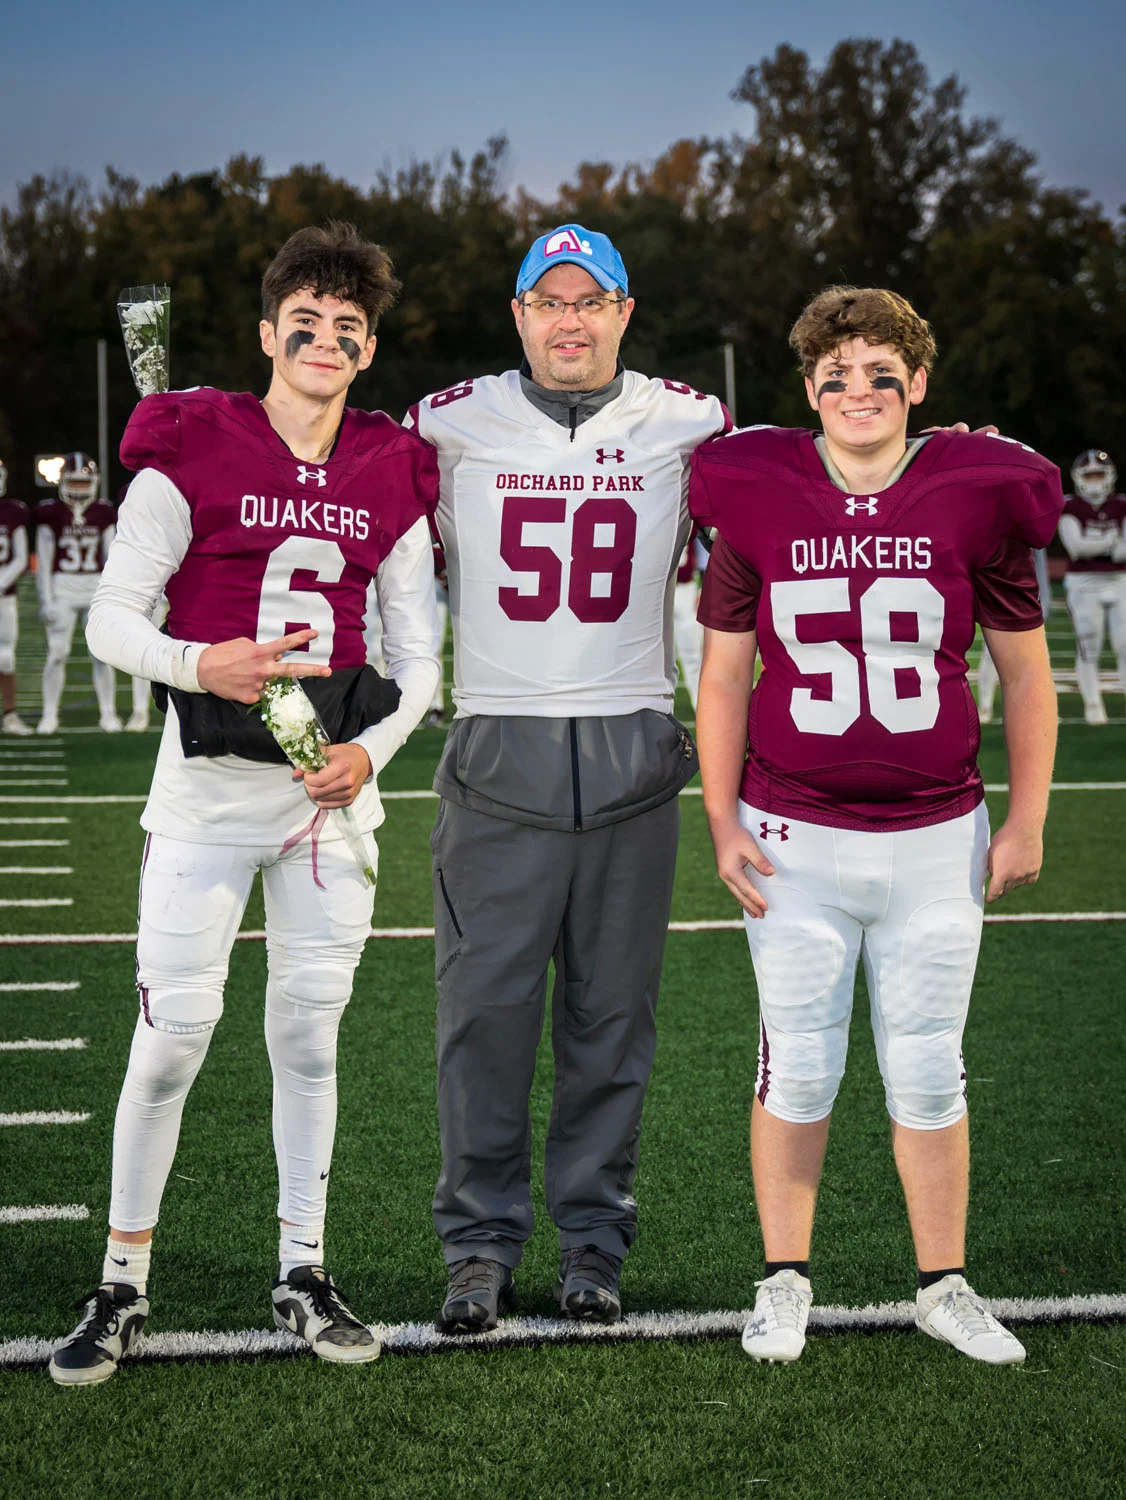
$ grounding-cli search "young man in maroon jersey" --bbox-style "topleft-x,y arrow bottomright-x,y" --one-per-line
48,224 -> 441,1385
693,286 -> 1063,1366
0,459 -> 33,734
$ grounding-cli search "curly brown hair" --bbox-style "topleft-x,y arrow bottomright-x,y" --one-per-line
789,286 -> 937,379
261,222 -> 401,334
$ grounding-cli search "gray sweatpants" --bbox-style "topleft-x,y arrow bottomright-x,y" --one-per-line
431,794 -> 680,1267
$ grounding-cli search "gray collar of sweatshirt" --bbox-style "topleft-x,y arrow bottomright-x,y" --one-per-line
518,359 -> 626,439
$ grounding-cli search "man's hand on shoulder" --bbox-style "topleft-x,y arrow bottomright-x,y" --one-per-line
985,820 -> 1043,903
709,816 -> 774,918
293,743 -> 372,809
921,423 -> 1000,436
196,629 -> 331,704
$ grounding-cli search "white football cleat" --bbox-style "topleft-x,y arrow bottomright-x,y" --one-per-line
99,713 -> 124,734
272,1265 -> 380,1363
1,711 -> 33,736
36,714 -> 59,736
915,1274 -> 1026,1365
124,711 -> 149,733
1083,702 -> 1109,726
741,1269 -> 812,1363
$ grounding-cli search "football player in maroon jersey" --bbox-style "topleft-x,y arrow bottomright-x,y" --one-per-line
0,458 -> 33,734
49,224 -> 442,1385
1059,449 -> 1126,723
693,286 -> 1063,1366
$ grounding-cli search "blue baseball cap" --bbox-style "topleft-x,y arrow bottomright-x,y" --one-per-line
515,224 -> 629,296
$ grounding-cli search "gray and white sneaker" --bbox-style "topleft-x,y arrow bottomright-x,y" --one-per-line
1,712 -> 32,736
49,1283 -> 149,1386
271,1266 -> 380,1363
554,1246 -> 623,1323
741,1269 -> 813,1363
915,1274 -> 1026,1365
435,1257 -> 518,1335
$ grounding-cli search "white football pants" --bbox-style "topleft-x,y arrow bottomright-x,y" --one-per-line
109,830 -> 376,1232
1065,573 -> 1126,714
0,595 -> 17,675
673,581 -> 703,711
41,591 -> 116,723
739,801 -> 989,1130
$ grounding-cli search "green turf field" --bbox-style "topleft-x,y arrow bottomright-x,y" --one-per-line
1,594 -> 1124,1500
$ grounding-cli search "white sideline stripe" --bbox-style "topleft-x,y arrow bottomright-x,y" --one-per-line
0,866 -> 73,875
2,1292 -> 1123,1369
0,817 -> 69,825
0,1111 -> 90,1127
0,898 -> 73,908
0,840 -> 69,848
2,912 -> 1124,946
0,795 -> 144,805
0,1038 -> 86,1052
0,981 -> 80,991
0,779 -> 69,787
0,1204 -> 89,1225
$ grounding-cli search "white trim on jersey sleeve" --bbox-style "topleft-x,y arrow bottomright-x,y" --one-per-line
85,468 -> 205,692
0,524 -> 28,595
352,516 -> 441,776
1059,511 -> 1119,560
35,526 -> 55,611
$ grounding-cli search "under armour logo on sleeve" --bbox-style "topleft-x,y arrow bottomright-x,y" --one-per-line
844,497 -> 878,515
296,465 -> 327,487
759,822 -> 789,841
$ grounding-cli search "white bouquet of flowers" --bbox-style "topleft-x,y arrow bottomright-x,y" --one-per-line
260,677 -> 377,887
117,285 -> 171,396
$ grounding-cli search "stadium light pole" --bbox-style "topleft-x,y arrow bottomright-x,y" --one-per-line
97,339 -> 109,498
722,340 -> 737,428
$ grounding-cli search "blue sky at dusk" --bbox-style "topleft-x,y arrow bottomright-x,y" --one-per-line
2,0 -> 1123,215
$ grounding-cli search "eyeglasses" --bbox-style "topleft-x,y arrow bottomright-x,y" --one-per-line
520,295 -> 625,320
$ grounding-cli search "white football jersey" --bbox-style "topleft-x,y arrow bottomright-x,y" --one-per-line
408,370 -> 728,716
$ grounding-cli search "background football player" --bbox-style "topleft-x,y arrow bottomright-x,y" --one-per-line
672,522 -> 708,711
35,454 -> 120,734
0,458 -> 33,734
694,285 -> 1063,1368
48,223 -> 440,1386
1058,449 -> 1126,724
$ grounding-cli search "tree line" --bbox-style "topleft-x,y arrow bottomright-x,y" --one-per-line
1,37 -> 1123,499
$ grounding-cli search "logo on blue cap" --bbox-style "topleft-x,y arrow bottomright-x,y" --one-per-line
516,223 -> 628,296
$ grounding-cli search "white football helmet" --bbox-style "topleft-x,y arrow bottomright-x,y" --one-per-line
0,460 -> 7,499
1071,449 -> 1117,505
58,452 -> 100,511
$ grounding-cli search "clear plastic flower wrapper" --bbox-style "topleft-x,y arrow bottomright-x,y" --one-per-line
259,677 -> 377,887
117,285 -> 171,397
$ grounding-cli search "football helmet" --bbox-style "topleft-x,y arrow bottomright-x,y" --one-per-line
1071,449 -> 1117,505
0,460 -> 6,498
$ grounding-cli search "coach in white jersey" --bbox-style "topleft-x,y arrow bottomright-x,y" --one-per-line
49,225 -> 441,1385
407,225 -> 730,1333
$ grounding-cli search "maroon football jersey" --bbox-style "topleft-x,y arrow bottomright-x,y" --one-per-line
1061,494 -> 1126,573
0,499 -> 30,596
693,428 -> 1064,831
36,498 -> 116,577
120,389 -> 439,669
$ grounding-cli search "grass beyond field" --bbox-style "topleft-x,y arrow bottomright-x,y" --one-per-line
1,607 -> 1124,1499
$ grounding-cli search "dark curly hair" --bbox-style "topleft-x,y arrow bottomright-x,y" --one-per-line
790,286 -> 937,379
261,222 -> 400,334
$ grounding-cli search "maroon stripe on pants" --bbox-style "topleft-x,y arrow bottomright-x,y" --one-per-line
757,1017 -> 772,1106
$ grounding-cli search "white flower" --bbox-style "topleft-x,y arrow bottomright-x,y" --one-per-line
271,691 -> 317,736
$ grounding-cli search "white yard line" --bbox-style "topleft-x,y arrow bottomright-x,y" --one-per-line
0,1204 -> 88,1226
0,817 -> 70,825
0,1039 -> 86,1052
2,1291 -> 1123,1369
2,913 -> 1124,946
0,1111 -> 90,1127
0,795 -> 144,805
0,898 -> 74,909
0,840 -> 70,848
0,779 -> 69,788
0,981 -> 80,992
0,866 -> 73,875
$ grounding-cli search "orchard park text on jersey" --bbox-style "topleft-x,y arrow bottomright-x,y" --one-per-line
791,535 -> 933,574
239,495 -> 371,541
495,472 -> 646,493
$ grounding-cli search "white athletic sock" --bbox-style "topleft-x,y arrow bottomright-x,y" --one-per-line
279,1224 -> 326,1278
40,655 -> 65,721
102,1236 -> 151,1297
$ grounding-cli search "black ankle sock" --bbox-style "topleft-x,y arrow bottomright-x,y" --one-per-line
764,1259 -> 810,1280
918,1266 -> 964,1291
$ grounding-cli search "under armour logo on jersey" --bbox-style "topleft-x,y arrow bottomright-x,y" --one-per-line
844,497 -> 878,515
596,448 -> 625,464
759,822 -> 789,842
296,465 -> 327,487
